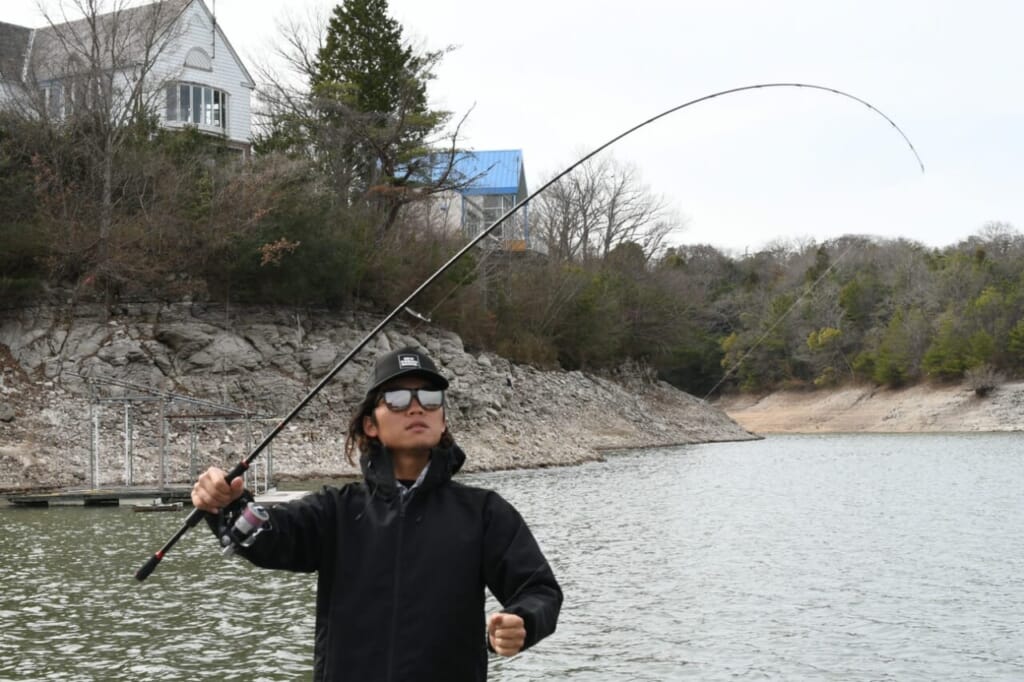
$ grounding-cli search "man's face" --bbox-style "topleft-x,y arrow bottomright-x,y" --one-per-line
363,376 -> 446,455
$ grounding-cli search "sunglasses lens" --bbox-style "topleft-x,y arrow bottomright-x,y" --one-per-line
382,389 -> 413,410
417,389 -> 444,409
381,389 -> 444,411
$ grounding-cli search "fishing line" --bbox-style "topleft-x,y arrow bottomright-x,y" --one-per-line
701,241 -> 857,401
135,82 -> 924,581
414,84 -> 924,335
406,237 -> 506,334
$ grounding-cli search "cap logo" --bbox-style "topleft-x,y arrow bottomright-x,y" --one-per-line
397,354 -> 421,369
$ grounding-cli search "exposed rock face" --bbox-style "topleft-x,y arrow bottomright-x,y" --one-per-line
0,302 -> 754,490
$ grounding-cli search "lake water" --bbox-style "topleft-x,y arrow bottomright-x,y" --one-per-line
1,434 -> 1022,681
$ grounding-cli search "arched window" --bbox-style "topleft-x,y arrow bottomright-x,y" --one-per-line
184,47 -> 212,71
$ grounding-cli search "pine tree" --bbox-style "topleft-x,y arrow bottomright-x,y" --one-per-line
313,0 -> 426,117
310,0 -> 449,227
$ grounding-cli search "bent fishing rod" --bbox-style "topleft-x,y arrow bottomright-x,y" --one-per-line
135,82 -> 924,581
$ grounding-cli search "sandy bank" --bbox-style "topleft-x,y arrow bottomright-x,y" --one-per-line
716,381 -> 1024,434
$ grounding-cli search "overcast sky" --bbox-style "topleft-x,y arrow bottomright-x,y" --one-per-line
7,1 -> 1024,253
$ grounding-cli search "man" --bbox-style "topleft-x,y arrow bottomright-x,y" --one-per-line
192,346 -> 562,681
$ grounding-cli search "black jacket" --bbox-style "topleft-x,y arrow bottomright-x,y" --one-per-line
225,443 -> 562,681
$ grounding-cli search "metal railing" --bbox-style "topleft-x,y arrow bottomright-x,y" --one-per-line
70,372 -> 279,494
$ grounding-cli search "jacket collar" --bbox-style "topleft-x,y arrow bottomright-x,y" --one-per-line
359,440 -> 466,497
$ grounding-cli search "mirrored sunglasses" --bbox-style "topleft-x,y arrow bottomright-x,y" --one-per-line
379,388 -> 445,412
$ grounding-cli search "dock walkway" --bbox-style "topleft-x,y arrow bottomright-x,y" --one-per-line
4,486 -> 309,507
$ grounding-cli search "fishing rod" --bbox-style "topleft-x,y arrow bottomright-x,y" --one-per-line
134,82 -> 924,581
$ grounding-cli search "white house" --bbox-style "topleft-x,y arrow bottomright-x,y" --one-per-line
0,0 -> 254,153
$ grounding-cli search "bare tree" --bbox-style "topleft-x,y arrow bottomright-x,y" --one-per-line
532,172 -> 578,261
973,220 -> 1021,256
4,0 -> 185,297
595,160 -> 677,260
534,154 -> 683,263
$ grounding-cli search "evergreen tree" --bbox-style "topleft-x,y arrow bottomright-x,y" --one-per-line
1005,318 -> 1024,373
922,311 -> 969,381
314,0 -> 426,117
872,307 -> 929,387
310,0 -> 451,228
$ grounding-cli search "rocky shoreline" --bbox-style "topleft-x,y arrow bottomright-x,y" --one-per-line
0,302 -> 755,491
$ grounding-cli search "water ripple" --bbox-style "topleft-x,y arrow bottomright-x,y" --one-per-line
2,434 -> 1023,680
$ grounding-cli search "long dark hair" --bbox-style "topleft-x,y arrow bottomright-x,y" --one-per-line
343,391 -> 454,465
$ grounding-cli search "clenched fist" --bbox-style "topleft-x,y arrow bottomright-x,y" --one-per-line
487,612 -> 526,657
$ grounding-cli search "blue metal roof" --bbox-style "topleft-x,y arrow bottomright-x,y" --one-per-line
453,150 -> 524,196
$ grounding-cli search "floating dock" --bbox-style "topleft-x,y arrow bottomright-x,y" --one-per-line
4,486 -> 192,507
3,486 -> 309,508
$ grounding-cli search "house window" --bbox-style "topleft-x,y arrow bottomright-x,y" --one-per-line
165,83 -> 227,130
463,194 -> 517,240
39,82 -> 63,119
184,47 -> 212,71
463,200 -> 485,236
51,75 -> 103,118
482,194 -> 515,225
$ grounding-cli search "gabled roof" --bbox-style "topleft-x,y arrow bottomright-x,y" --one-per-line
0,21 -> 32,82
26,0 -> 191,80
1,0 -> 253,88
454,149 -> 525,196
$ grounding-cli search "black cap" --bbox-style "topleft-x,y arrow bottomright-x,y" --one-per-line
365,346 -> 449,397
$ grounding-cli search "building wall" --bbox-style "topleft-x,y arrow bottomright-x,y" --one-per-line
152,0 -> 252,146
0,80 -> 21,107
406,188 -> 465,236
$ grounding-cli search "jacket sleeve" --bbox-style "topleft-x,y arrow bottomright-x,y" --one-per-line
205,486 -> 340,573
482,491 -> 563,650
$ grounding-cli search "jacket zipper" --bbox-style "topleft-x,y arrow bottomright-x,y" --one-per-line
386,493 -> 411,682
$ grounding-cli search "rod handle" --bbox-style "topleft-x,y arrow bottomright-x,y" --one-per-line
135,552 -> 162,581
134,508 -> 207,581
